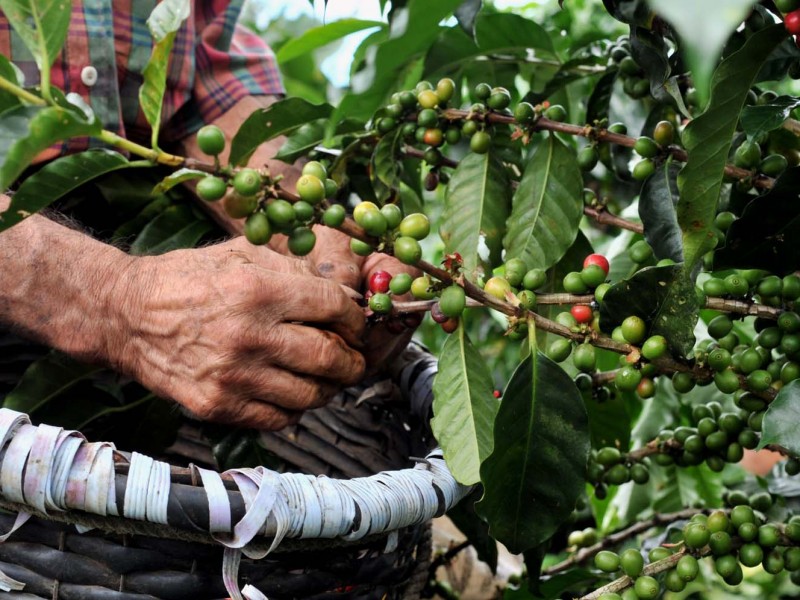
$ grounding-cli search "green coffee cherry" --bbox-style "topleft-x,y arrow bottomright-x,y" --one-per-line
594,550 -> 621,573
619,548 -> 644,578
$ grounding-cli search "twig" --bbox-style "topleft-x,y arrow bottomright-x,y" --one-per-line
544,508 -> 705,576
430,109 -> 777,191
584,206 -> 644,234
576,551 -> 687,600
429,539 -> 472,573
705,297 -> 783,319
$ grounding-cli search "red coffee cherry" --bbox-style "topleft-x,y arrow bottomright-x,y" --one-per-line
571,305 -> 594,324
369,270 -> 392,294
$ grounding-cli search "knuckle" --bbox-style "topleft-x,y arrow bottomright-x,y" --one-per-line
296,381 -> 331,410
191,394 -> 227,422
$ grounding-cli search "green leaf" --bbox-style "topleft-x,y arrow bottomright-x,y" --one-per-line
423,26 -> 478,77
630,26 -> 689,116
638,161 -> 683,262
0,56 -> 23,112
330,0 -> 463,126
741,95 -> 800,141
0,0 -> 70,92
756,33 -> 800,83
229,98 -> 333,166
440,152 -> 511,278
455,0 -> 482,35
758,380 -> 800,454
0,105 -> 101,191
677,24 -> 786,270
676,464 -> 724,508
139,1 -> 189,148
587,391 -> 632,451
0,149 -> 130,232
474,12 -> 554,56
503,134 -> 583,271
3,352 -> 102,414
476,348 -> 590,553
585,69 -> 618,125
599,264 -> 698,357
151,168 -> 207,196
371,128 -> 402,193
715,167 -> 800,276
602,0 -> 652,26
276,19 -> 385,64
645,0 -> 758,104
432,324 -> 499,485
275,118 -> 363,164
526,55 -> 607,105
130,204 -> 213,255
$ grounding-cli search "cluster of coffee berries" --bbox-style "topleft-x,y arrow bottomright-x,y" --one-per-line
652,401 -> 752,472
588,505 -> 800,598
586,446 -> 650,499
593,548 -> 658,599
628,121 -> 675,181
567,526 -> 599,549
375,78 -> 566,191
606,36 -> 651,101
349,202 -> 429,265
194,125 -> 343,256
703,271 -> 800,307
364,270 -> 415,316
672,508 -> 800,589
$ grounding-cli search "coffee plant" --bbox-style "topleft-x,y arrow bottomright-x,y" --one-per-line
6,0 -> 800,597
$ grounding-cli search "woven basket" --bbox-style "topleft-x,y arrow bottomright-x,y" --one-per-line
0,343 -> 470,599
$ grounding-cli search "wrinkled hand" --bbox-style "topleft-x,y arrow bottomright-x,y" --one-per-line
108,237 -> 366,430
308,227 -> 421,372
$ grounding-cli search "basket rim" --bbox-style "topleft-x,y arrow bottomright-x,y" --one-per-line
0,344 -> 471,599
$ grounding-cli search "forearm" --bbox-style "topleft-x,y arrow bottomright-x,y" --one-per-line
0,196 -> 133,362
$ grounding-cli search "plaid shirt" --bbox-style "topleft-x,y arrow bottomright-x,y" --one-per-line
0,0 -> 283,147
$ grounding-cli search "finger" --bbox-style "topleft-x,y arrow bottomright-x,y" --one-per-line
268,323 -> 366,385
226,362 -> 342,411
275,275 -> 366,345
227,237 -> 321,277
227,400 -> 303,431
185,387 -> 302,431
362,252 -> 420,283
309,226 -> 364,290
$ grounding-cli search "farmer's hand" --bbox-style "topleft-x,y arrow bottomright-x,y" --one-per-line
109,237 -> 366,429
181,96 -> 420,372
307,227 -> 421,372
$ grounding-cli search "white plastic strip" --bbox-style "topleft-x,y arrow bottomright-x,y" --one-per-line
23,424 -> 62,513
84,445 -> 113,516
0,425 -> 36,504
0,568 -> 24,592
123,452 -> 153,520
145,459 -> 170,525
193,466 -> 232,533
242,583 -> 269,600
50,433 -> 83,508
222,547 -> 244,600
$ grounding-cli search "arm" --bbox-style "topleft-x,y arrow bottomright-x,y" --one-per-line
0,196 -> 366,429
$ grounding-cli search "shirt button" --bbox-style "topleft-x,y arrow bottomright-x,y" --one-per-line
81,66 -> 98,87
